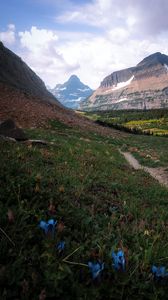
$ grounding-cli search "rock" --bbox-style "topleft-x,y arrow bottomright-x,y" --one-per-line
0,119 -> 27,141
0,135 -> 16,142
29,139 -> 48,146
23,139 -> 49,146
0,119 -> 15,130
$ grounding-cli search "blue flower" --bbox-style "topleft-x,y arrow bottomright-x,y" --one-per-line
88,261 -> 104,279
112,250 -> 125,271
57,241 -> 65,252
39,219 -> 57,236
152,265 -> 168,279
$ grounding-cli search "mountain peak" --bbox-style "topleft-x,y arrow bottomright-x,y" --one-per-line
50,75 -> 93,109
137,52 -> 168,67
81,51 -> 168,111
68,74 -> 80,83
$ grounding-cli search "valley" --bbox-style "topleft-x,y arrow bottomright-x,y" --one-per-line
1,41 -> 168,299
83,109 -> 168,137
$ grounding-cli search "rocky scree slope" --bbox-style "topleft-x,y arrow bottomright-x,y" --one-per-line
81,52 -> 168,111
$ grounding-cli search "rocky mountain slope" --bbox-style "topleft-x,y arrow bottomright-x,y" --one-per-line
0,41 -> 59,105
0,42 -> 84,127
0,42 -> 122,137
49,75 -> 93,109
81,52 -> 168,111
0,41 -> 76,127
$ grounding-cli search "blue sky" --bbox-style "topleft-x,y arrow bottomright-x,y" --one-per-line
0,0 -> 95,31
1,0 -> 168,88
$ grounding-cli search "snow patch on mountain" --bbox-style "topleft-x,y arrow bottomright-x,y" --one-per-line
78,88 -> 91,92
116,97 -> 128,103
164,64 -> 168,72
105,76 -> 134,93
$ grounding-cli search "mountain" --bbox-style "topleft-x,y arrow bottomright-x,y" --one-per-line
0,42 -> 110,133
0,42 -> 78,127
50,75 -> 93,109
0,41 -> 59,105
81,52 -> 168,111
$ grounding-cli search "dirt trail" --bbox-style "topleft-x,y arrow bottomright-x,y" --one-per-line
120,151 -> 168,188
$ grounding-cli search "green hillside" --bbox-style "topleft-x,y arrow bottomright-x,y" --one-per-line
1,119 -> 168,299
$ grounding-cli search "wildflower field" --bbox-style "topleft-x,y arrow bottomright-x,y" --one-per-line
0,119 -> 168,299
83,109 -> 168,136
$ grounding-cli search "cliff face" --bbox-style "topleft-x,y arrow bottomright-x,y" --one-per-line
81,52 -> 168,111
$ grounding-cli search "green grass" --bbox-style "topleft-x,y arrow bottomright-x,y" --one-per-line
119,134 -> 168,167
83,109 -> 168,137
1,120 -> 168,299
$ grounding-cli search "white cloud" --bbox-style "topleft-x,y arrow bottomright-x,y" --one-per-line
56,0 -> 137,30
107,28 -> 130,43
18,26 -> 80,88
56,0 -> 168,37
0,24 -> 16,45
19,26 -> 58,50
4,0 -> 168,91
56,1 -> 111,28
8,24 -> 15,31
15,23 -> 168,90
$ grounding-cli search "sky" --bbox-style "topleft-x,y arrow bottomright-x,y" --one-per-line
1,0 -> 168,89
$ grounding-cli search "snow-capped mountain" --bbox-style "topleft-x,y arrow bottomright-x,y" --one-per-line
49,75 -> 93,109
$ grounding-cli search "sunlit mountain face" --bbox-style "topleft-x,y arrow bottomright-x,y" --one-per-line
81,52 -> 168,111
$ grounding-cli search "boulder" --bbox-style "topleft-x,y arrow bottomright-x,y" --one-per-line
0,119 -> 27,141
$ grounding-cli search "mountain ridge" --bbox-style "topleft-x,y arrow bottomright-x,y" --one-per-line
81,52 -> 168,111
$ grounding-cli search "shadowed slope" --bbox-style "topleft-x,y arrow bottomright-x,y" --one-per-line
0,42 -> 59,104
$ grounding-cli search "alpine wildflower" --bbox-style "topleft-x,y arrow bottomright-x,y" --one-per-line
56,241 -> 65,253
112,249 -> 125,271
152,265 -> 168,280
39,219 -> 57,236
88,261 -> 104,279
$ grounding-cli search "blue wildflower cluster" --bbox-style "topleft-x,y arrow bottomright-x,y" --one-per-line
112,250 -> 125,271
152,265 -> 168,281
57,241 -> 65,252
87,249 -> 126,280
38,219 -> 167,282
88,261 -> 105,279
39,219 -> 57,236
39,218 -> 65,252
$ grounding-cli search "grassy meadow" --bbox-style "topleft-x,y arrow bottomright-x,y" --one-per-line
0,118 -> 168,299
83,109 -> 168,137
